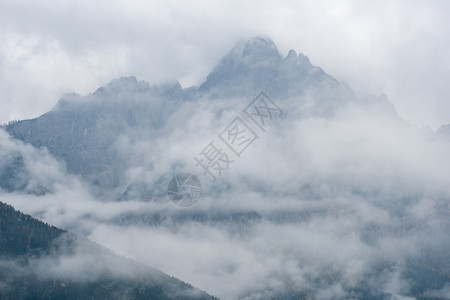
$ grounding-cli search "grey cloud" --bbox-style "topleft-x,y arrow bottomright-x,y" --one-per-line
4,81 -> 449,298
1,1 -> 450,128
1,7 -> 450,298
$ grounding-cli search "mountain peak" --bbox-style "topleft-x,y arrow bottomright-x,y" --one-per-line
94,76 -> 150,95
242,36 -> 279,60
284,49 -> 298,64
199,37 -> 330,97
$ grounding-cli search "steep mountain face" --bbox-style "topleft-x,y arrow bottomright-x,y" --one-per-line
0,201 -> 216,300
6,78 -> 190,191
2,37 -> 450,299
0,151 -> 28,193
5,37 -> 374,194
199,37 -> 352,103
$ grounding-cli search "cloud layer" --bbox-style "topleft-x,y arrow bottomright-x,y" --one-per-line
2,75 -> 450,298
1,6 -> 450,297
1,0 -> 450,128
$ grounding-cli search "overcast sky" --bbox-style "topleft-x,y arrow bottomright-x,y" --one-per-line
1,0 -> 449,129
2,3 -> 450,296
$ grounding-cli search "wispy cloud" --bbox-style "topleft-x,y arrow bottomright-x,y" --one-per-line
2,66 -> 450,298
0,0 -> 450,128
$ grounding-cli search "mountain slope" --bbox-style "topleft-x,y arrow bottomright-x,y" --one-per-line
4,37 -> 393,195
1,37 -> 450,299
5,78 -> 188,191
0,201 -> 217,300
199,37 -> 352,101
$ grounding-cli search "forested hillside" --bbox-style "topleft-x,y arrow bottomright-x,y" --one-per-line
0,201 -> 216,300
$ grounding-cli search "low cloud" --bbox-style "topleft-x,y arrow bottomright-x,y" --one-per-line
1,1 -> 450,128
2,80 -> 450,298
1,32 -> 450,298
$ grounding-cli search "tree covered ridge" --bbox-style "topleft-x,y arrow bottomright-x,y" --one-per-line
0,201 -> 65,256
0,201 -> 217,300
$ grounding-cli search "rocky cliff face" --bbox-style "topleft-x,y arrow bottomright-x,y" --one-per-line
4,37 -> 448,300
5,37 -> 381,195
